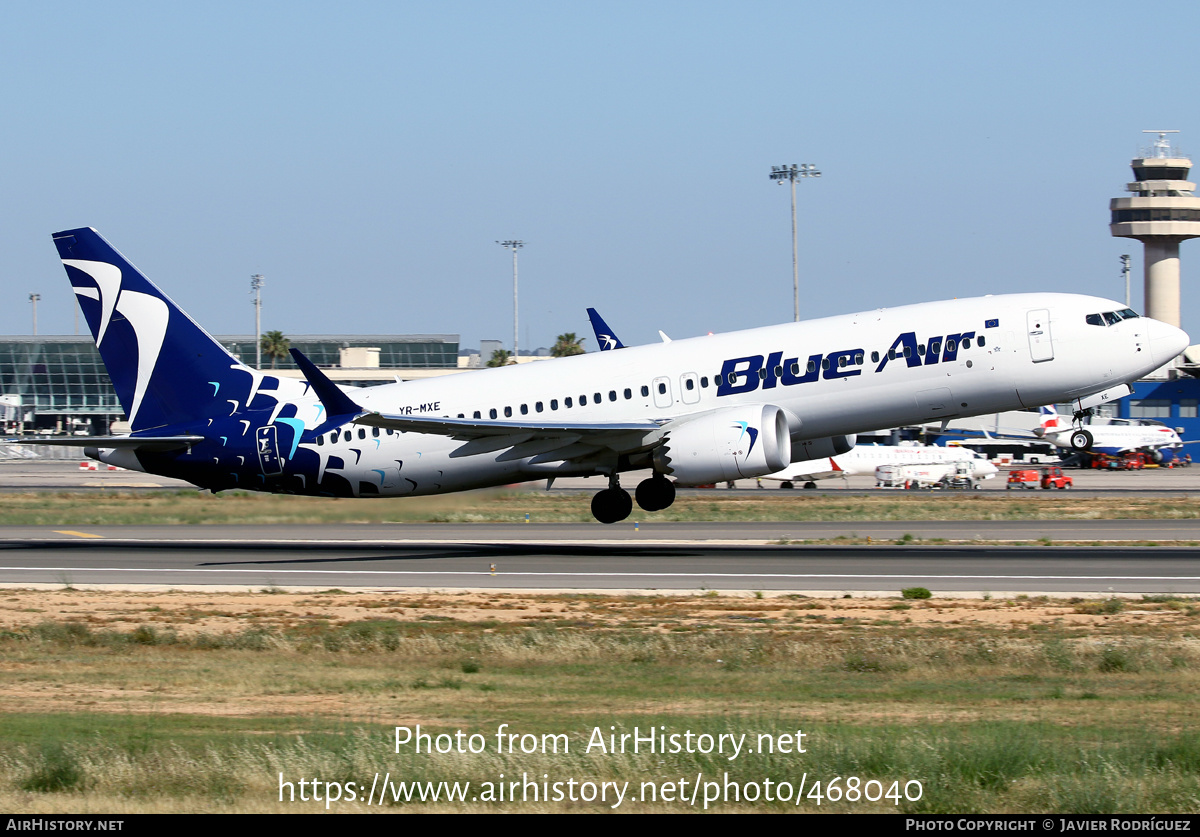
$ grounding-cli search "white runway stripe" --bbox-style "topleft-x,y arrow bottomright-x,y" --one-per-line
1,566 -> 1198,581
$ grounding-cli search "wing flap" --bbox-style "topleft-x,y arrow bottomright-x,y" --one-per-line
356,411 -> 661,440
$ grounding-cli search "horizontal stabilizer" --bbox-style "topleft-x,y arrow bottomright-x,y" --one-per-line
6,435 -> 203,451
289,348 -> 364,418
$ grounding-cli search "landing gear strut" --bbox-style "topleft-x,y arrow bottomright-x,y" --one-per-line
591,474 -> 633,524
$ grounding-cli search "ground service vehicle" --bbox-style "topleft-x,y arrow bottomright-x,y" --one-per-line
1039,466 -> 1072,489
1007,469 -> 1041,489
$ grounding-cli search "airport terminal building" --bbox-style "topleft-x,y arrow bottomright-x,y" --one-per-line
0,334 -> 460,434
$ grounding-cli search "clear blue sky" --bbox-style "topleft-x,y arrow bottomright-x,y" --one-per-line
2,1 -> 1197,351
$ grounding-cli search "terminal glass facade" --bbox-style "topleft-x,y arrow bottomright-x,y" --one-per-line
0,334 -> 458,430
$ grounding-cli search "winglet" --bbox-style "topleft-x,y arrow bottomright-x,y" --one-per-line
586,308 -> 625,351
289,348 -> 363,417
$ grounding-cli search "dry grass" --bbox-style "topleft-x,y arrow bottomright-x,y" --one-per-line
2,488 -> 1200,525
1,589 -> 1199,812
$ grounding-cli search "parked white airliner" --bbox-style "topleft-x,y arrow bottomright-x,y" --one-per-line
21,228 -> 1189,522
761,444 -> 998,489
1036,405 -> 1184,461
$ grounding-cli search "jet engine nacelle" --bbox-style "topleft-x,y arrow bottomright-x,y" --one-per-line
791,434 -> 857,463
653,404 -> 792,485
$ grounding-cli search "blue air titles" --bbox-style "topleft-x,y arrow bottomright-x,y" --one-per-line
717,328 -> 978,398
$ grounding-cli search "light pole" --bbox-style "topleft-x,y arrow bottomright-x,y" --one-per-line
770,163 -> 821,322
496,241 -> 524,363
28,294 -> 40,335
1120,255 -> 1131,309
250,275 -> 264,369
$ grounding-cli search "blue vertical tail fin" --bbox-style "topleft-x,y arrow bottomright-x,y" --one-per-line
586,307 -> 625,351
53,227 -> 301,431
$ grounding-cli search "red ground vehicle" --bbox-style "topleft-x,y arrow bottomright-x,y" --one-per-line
1006,469 -> 1041,490
1039,466 -> 1073,489
1092,453 -> 1146,470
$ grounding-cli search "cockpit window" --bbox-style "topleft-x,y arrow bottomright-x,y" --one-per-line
1088,309 -> 1142,326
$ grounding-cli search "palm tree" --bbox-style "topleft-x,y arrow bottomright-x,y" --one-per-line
551,332 -> 585,358
260,330 -> 290,369
486,348 -> 512,367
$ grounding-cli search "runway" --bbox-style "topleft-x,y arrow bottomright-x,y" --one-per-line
3,461 -> 1200,595
2,523 -> 1200,594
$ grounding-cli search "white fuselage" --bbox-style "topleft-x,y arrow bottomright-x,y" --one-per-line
109,292 -> 1188,497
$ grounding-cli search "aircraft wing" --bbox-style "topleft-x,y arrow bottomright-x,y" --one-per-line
5,435 -> 203,451
355,412 -> 665,463
762,468 -> 839,482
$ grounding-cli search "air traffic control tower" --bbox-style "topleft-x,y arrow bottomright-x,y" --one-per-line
1110,130 -> 1200,328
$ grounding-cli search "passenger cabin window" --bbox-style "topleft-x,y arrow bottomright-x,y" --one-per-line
929,340 -> 941,355
594,392 -> 602,403
520,404 -> 528,415
685,378 -> 695,390
565,397 -> 573,408
821,358 -> 830,370
551,399 -> 558,410
870,351 -> 879,363
758,368 -> 767,379
608,390 -> 616,401
579,395 -> 587,405
700,377 -> 709,388
624,388 -> 632,399
489,408 -> 498,419
961,337 -> 972,349
807,360 -> 817,373
977,335 -> 986,347
358,429 -> 365,439
473,411 -> 481,419
854,352 -> 864,365
317,436 -> 324,446
372,427 -> 379,437
641,385 -> 650,397
536,401 -> 543,412
658,382 -> 667,394
504,406 -> 513,417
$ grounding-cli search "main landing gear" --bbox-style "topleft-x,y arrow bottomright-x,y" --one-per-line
590,474 -> 677,524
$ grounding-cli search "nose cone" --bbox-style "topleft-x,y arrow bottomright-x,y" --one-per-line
1147,318 -> 1190,366
975,459 -> 999,478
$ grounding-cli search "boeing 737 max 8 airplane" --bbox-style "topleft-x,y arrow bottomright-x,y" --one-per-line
23,228 -> 1189,522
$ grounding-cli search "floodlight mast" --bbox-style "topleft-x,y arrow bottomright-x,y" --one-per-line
250,275 -> 264,370
496,240 -> 525,363
769,163 -> 821,322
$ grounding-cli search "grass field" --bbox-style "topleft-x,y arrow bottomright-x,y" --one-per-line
1,588 -> 1199,812
3,487 -> 1200,525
